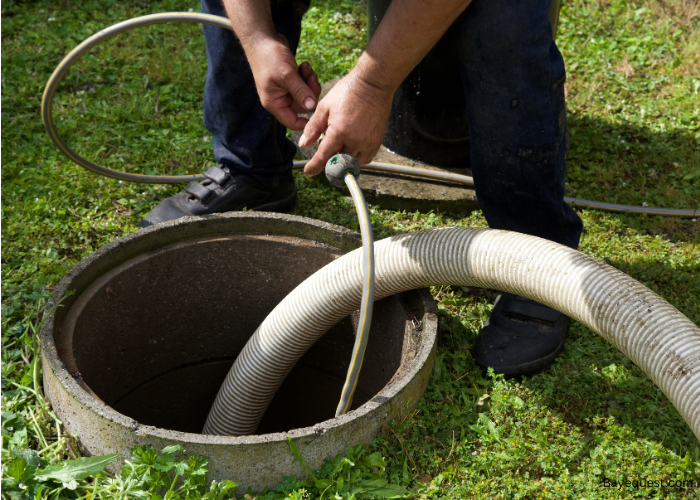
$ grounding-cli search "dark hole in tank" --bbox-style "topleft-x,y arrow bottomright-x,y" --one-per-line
59,235 -> 414,435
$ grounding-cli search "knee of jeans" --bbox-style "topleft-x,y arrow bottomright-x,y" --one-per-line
457,7 -> 561,78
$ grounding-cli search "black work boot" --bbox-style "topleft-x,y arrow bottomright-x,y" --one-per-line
474,293 -> 570,376
139,165 -> 297,228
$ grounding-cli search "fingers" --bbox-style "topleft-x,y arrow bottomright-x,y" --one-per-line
365,145 -> 381,165
354,142 -> 381,167
341,146 -> 362,162
276,111 -> 309,131
300,105 -> 371,176
299,105 -> 328,148
301,107 -> 336,175
299,61 -> 312,80
299,61 -> 322,99
278,64 -> 317,112
304,141 -> 374,177
249,39 -> 321,129
280,62 -> 320,124
272,96 -> 310,131
260,68 -> 312,130
296,71 -> 392,176
308,74 -> 322,99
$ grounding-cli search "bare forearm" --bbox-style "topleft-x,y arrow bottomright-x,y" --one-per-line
355,0 -> 472,92
300,0 -> 472,174
221,0 -> 276,50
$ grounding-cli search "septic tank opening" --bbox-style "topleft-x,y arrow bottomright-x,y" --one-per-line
57,234 -> 417,435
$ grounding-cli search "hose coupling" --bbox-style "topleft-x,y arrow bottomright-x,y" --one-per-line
325,154 -> 361,188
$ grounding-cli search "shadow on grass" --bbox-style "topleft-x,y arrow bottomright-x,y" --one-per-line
425,251 -> 698,461
565,113 -> 699,232
434,301 -> 698,462
526,321 -> 699,457
303,111 -> 700,242
528,250 -> 698,457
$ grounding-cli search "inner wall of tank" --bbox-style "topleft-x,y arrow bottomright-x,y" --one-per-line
66,235 -> 410,435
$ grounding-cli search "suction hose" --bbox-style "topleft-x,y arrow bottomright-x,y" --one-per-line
202,227 -> 700,440
41,12 -> 697,218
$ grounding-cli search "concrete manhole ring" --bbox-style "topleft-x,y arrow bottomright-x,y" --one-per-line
41,212 -> 438,492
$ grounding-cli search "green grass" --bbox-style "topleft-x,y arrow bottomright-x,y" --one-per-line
2,0 -> 699,498
558,0 -> 700,214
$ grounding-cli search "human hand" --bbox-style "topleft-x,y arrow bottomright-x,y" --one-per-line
246,34 -> 322,131
298,72 -> 394,176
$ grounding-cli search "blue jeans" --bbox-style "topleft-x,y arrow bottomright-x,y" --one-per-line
201,0 -> 583,248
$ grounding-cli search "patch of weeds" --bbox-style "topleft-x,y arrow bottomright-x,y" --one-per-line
2,444 -> 237,499
256,439 -> 408,499
2,440 -> 408,499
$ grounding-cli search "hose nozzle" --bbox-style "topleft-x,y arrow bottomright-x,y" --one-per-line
325,154 -> 361,188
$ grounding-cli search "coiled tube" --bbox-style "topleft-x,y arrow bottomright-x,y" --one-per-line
41,12 -> 697,217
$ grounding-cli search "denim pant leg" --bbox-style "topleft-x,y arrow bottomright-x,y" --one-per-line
454,0 -> 583,249
201,0 -> 309,188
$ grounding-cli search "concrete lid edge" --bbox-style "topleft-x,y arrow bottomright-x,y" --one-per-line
41,212 -> 438,447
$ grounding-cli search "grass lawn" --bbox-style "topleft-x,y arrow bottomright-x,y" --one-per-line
2,0 -> 699,498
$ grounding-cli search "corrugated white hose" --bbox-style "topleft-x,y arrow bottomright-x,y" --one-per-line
202,227 -> 700,439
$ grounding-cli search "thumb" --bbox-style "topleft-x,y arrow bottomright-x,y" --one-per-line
299,105 -> 328,148
281,68 -> 317,112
